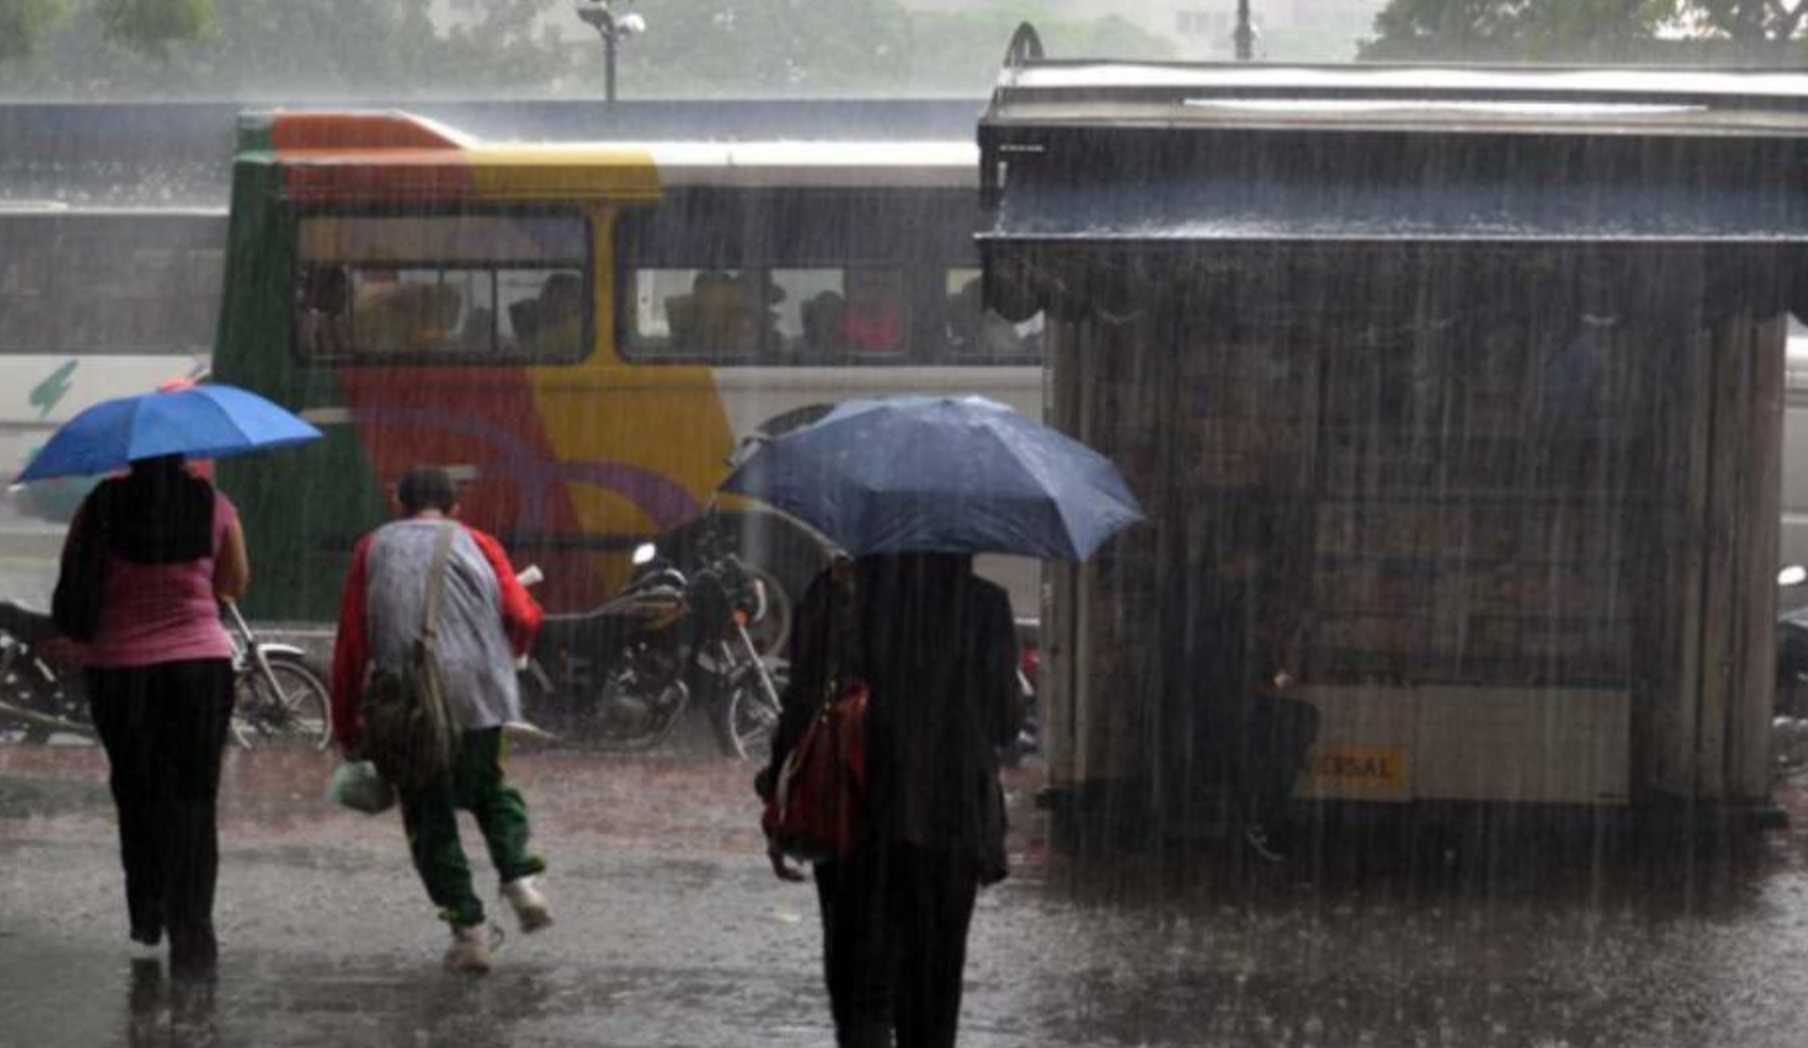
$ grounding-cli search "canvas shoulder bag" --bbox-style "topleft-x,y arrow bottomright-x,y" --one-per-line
363,522 -> 459,791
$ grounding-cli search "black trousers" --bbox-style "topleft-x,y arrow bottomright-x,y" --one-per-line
814,841 -> 981,1048
1240,696 -> 1320,824
87,659 -> 235,958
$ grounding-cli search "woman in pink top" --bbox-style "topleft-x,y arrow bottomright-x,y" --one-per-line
63,454 -> 249,975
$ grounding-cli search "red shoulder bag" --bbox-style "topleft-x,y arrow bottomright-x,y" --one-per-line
762,677 -> 869,863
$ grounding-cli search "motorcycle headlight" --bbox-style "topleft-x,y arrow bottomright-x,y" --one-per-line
632,542 -> 657,566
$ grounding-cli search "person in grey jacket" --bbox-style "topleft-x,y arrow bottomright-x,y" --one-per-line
330,466 -> 549,973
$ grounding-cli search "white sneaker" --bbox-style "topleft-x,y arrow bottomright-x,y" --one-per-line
501,876 -> 553,933
444,923 -> 492,974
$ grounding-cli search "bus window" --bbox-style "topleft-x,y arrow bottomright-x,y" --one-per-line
293,212 -> 588,362
0,247 -> 52,352
1790,319 -> 1808,397
181,248 -> 225,350
942,267 -> 1044,362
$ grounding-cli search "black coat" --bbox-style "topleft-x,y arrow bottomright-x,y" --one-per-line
763,555 -> 1022,881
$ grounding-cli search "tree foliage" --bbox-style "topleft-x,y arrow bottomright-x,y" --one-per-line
618,0 -> 914,95
0,0 -> 68,62
1364,0 -> 1808,61
96,0 -> 213,54
0,0 -> 1175,99
900,4 -> 1174,94
1364,0 -> 1677,61
1690,0 -> 1808,41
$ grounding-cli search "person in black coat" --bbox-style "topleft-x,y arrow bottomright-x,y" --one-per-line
759,553 -> 1023,1048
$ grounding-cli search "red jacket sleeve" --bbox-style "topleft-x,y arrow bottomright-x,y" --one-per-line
465,525 -> 543,657
329,535 -> 373,751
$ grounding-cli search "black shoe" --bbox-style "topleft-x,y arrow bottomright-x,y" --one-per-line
130,924 -> 163,947
169,927 -> 218,976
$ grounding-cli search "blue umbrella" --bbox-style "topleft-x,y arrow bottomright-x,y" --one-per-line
721,395 -> 1143,561
15,384 -> 322,484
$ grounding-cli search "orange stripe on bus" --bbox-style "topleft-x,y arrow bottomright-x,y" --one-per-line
280,153 -> 479,204
270,112 -> 467,152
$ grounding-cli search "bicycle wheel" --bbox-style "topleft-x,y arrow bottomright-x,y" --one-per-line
233,655 -> 333,750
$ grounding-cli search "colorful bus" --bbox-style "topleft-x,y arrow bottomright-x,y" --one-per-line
209,111 -> 1042,641
1,205 -> 224,540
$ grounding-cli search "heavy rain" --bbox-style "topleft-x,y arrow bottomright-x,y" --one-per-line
10,3 -> 1808,1047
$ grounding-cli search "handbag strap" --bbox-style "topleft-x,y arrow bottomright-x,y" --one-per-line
422,521 -> 457,643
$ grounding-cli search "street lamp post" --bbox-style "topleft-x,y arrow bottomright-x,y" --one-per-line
1234,0 -> 1254,61
575,1 -> 647,103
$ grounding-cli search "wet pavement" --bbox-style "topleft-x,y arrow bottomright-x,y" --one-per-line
7,742 -> 1808,1048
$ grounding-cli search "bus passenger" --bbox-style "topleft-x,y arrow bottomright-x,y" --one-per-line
297,264 -> 353,357
353,276 -> 462,355
839,268 -> 903,353
943,278 -> 1021,359
801,290 -> 848,355
686,270 -> 757,356
521,271 -> 583,356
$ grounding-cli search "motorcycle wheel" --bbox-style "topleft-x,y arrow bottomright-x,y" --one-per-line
1,661 -> 79,745
713,665 -> 786,761
742,563 -> 794,661
232,655 -> 333,751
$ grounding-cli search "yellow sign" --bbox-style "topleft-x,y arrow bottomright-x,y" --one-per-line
1302,746 -> 1410,801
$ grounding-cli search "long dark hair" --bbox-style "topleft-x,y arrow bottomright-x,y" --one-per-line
90,456 -> 215,565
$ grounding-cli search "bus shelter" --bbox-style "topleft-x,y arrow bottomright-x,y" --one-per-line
979,64 -> 1808,845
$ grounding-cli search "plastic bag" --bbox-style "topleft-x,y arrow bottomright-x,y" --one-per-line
325,760 -> 396,815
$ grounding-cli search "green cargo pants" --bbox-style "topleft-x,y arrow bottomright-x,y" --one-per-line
397,727 -> 545,928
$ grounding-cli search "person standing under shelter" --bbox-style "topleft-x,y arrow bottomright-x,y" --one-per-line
71,454 -> 249,975
762,553 -> 1024,1048
1178,499 -> 1318,860
329,465 -> 550,974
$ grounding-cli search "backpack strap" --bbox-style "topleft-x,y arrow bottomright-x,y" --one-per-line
422,521 -> 457,643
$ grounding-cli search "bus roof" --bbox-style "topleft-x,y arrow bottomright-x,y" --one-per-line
242,110 -> 977,203
0,201 -> 226,217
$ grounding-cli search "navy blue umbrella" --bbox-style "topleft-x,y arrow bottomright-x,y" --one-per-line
721,395 -> 1143,561
15,384 -> 322,484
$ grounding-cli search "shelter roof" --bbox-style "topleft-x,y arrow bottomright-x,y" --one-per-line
987,62 -> 1808,137
983,61 -> 1808,248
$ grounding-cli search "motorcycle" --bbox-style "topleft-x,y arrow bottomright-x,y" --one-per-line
0,600 -> 89,742
517,535 -> 785,759
0,599 -> 330,748
1776,564 -> 1808,778
999,618 -> 1040,766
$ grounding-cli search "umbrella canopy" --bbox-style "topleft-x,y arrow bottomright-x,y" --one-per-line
721,395 -> 1143,561
15,384 -> 322,484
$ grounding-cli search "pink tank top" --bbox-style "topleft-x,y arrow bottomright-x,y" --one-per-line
85,491 -> 239,669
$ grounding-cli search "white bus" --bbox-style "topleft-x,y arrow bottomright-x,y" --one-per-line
0,205 -> 225,598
